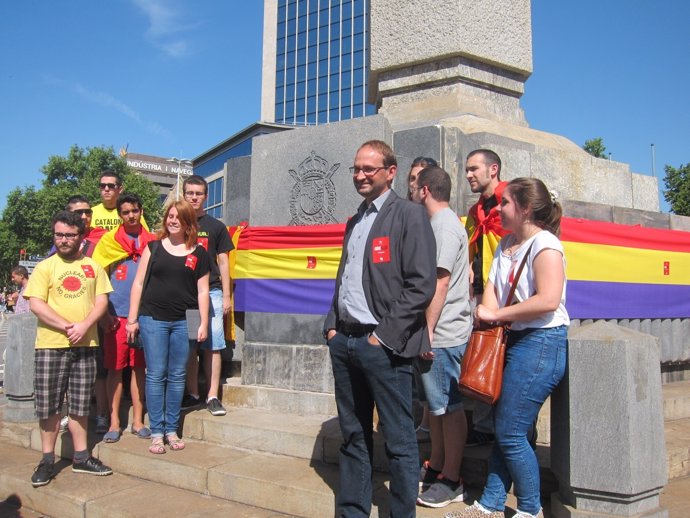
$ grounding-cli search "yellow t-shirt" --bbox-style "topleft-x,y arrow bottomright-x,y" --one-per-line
23,254 -> 113,349
91,203 -> 149,231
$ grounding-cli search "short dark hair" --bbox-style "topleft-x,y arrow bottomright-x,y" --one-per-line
100,169 -> 122,185
65,195 -> 91,209
52,210 -> 86,235
467,149 -> 502,179
411,156 -> 438,168
183,175 -> 208,195
359,140 -> 397,168
117,192 -> 143,214
417,166 -> 451,202
11,265 -> 29,278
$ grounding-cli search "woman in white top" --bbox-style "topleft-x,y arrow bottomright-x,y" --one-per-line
448,178 -> 568,518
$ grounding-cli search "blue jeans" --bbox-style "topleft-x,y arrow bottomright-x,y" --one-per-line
198,288 -> 226,351
327,332 -> 418,518
139,316 -> 193,437
479,325 -> 567,515
417,344 -> 467,416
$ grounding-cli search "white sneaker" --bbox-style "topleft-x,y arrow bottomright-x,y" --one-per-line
514,509 -> 544,518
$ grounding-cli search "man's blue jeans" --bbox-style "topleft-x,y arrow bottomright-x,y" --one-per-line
479,325 -> 568,515
327,332 -> 418,518
139,316 -> 192,437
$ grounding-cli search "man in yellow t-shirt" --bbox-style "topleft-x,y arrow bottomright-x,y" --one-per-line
91,170 -> 148,231
23,210 -> 113,487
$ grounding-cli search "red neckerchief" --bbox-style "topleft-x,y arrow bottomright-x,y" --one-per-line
468,181 -> 509,245
113,226 -> 156,262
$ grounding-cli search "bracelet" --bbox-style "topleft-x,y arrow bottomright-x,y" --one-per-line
126,320 -> 138,325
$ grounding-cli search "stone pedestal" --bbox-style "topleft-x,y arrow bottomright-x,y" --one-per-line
4,313 -> 37,422
551,321 -> 668,517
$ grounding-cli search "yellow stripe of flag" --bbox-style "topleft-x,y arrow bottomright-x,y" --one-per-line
564,242 -> 690,284
235,247 -> 342,279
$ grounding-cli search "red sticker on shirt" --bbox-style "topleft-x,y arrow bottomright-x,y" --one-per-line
307,256 -> 317,269
198,237 -> 209,251
372,237 -> 391,263
185,254 -> 198,270
115,264 -> 128,280
81,265 -> 95,278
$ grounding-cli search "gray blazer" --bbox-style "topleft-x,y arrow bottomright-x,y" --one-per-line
324,190 -> 437,358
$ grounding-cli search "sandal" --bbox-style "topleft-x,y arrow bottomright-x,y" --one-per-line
148,437 -> 166,454
165,434 -> 185,451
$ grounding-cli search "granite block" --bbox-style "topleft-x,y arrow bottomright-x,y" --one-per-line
552,321 -> 667,516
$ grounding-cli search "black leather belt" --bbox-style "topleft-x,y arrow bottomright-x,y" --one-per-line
338,321 -> 377,336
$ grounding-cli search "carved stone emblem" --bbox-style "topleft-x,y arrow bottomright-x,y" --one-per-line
288,151 -> 339,225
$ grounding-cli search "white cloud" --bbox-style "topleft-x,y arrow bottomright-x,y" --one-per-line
43,75 -> 173,140
130,0 -> 199,58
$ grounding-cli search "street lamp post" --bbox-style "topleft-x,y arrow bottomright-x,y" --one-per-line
167,157 -> 193,201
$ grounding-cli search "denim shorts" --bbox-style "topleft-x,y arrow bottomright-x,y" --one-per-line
417,343 -> 466,416
197,289 -> 226,351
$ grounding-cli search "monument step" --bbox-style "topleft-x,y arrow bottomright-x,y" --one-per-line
180,405 -> 556,492
663,379 -> 690,421
0,441 -> 293,518
665,417 -> 690,479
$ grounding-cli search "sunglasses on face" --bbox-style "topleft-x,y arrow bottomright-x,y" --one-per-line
99,183 -> 120,190
72,209 -> 93,215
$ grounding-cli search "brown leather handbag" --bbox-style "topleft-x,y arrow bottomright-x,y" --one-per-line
458,243 -> 533,404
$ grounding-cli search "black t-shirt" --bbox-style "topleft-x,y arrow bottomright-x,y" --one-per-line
197,214 -> 234,290
140,242 -> 211,321
472,195 -> 499,295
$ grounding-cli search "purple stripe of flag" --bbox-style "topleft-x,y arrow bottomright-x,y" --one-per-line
234,278 -> 335,314
567,281 -> 690,319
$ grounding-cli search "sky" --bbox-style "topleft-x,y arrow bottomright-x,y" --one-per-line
1,1 -> 688,214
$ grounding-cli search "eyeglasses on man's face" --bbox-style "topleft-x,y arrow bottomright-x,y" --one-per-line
349,165 -> 389,177
54,232 -> 80,240
72,209 -> 93,215
184,190 -> 206,198
99,183 -> 120,190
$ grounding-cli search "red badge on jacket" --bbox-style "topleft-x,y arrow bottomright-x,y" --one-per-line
372,237 -> 391,263
81,265 -> 95,278
115,264 -> 128,280
185,254 -> 198,270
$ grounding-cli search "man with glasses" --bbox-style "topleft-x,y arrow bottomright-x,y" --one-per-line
323,140 -> 437,517
180,175 -> 233,416
65,195 -> 107,257
92,171 -> 125,231
24,210 -> 114,487
93,193 -> 156,442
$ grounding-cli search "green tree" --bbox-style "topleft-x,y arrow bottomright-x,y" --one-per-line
583,137 -> 608,159
663,163 -> 690,216
0,145 -> 162,282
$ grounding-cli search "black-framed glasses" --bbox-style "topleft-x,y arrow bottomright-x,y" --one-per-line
99,182 -> 120,190
72,209 -> 93,215
54,232 -> 80,240
349,165 -> 389,176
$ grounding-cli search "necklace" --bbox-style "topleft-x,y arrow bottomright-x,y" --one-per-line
505,227 -> 541,257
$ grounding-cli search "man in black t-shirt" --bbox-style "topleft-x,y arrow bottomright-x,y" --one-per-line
181,175 -> 234,416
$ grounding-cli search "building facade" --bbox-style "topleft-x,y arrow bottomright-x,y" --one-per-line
261,0 -> 376,125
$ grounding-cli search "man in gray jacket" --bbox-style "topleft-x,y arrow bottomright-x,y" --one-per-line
324,140 -> 436,517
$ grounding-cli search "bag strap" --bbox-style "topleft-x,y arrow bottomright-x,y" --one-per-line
142,240 -> 160,293
504,241 -> 534,307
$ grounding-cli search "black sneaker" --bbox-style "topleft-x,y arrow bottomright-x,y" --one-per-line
417,476 -> 467,508
31,460 -> 54,487
465,430 -> 495,447
206,397 -> 227,416
419,460 -> 441,490
181,394 -> 201,410
72,457 -> 113,476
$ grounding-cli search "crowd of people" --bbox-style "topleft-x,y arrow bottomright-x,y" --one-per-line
324,141 -> 568,518
18,144 -> 568,518
20,170 -> 233,487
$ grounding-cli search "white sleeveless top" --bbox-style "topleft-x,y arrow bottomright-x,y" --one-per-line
488,230 -> 570,331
